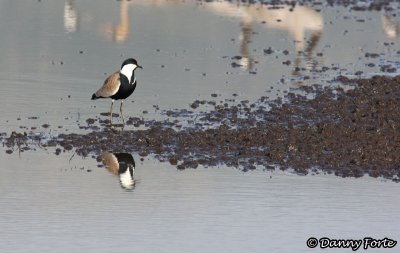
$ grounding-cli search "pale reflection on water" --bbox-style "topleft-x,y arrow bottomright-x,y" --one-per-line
60,0 -> 399,82
382,14 -> 400,38
101,0 -> 131,43
71,0 -> 325,71
201,2 -> 323,51
64,0 -> 78,33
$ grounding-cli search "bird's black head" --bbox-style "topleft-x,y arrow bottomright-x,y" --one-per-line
120,58 -> 142,84
121,58 -> 142,70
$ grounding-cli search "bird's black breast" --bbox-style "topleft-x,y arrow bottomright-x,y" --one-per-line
114,153 -> 135,174
110,74 -> 137,100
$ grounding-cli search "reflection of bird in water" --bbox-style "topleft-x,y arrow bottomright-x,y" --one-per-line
100,152 -> 136,190
96,0 -> 322,71
123,0 -> 183,7
238,22 -> 254,71
293,29 -> 323,76
202,2 -> 323,51
202,2 -> 323,71
382,14 -> 400,38
64,0 -> 78,33
91,58 -> 142,126
101,0 -> 186,42
102,0 -> 130,42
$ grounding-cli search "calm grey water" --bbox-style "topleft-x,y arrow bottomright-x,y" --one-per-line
0,1 -> 399,252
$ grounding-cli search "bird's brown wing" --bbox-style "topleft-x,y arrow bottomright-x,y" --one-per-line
95,71 -> 120,98
101,152 -> 119,175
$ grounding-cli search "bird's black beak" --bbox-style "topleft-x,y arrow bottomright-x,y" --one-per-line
137,65 -> 143,69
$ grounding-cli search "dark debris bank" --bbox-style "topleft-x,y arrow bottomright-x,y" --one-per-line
2,76 -> 400,182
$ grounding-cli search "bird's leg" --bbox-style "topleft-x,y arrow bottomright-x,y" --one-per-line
120,100 -> 125,125
109,99 -> 114,126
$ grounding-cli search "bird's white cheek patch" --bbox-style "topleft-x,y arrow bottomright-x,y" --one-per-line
120,64 -> 136,83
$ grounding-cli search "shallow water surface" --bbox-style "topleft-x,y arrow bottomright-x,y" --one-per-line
1,152 -> 399,253
1,0 -> 400,252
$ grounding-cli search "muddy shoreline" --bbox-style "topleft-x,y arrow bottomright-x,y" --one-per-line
2,75 -> 400,182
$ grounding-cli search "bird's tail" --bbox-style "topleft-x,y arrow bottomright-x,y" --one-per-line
91,93 -> 98,100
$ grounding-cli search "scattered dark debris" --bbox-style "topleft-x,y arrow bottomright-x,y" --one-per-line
191,101 -> 200,109
86,118 -> 96,125
100,112 -> 119,117
263,47 -> 274,55
365,52 -> 380,58
231,62 -> 242,68
380,65 -> 397,73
